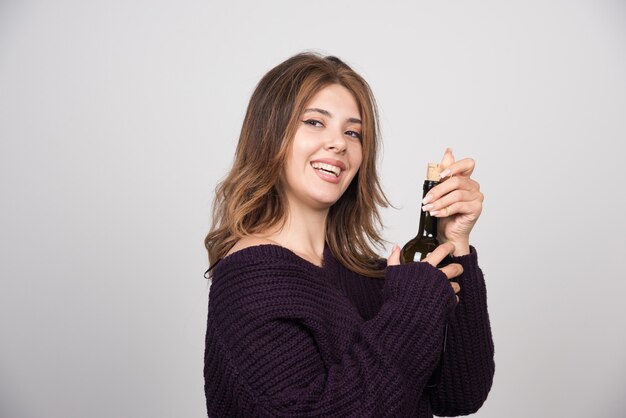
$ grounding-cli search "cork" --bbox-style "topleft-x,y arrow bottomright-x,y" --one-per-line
426,163 -> 442,181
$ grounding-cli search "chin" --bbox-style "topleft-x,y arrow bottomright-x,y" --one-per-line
307,191 -> 344,209
312,197 -> 341,209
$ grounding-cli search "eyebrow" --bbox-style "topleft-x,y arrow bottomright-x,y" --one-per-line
304,108 -> 362,124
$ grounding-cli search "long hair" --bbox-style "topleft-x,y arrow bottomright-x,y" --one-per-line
205,52 -> 389,278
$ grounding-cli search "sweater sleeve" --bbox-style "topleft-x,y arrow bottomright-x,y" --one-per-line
204,247 -> 458,417
429,246 -> 495,416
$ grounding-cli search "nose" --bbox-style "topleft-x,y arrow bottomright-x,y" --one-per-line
325,129 -> 347,154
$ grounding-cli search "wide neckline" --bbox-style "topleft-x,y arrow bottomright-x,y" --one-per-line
219,243 -> 333,272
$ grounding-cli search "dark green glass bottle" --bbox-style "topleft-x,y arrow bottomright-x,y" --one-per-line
400,163 -> 453,387
400,163 -> 453,266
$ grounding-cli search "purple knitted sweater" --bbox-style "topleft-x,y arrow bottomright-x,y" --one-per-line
204,244 -> 494,417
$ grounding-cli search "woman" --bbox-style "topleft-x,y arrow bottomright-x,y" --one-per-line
204,52 -> 494,417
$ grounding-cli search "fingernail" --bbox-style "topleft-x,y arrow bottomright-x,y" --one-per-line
422,203 -> 434,212
429,210 -> 441,216
439,169 -> 451,179
422,194 -> 433,205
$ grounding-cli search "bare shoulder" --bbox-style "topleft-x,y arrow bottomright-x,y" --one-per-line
226,235 -> 280,257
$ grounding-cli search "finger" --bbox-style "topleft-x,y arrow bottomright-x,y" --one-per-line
422,242 -> 455,267
431,200 -> 483,219
422,189 -> 479,214
422,177 -> 480,205
451,282 -> 461,294
440,157 -> 476,180
439,147 -> 455,171
387,244 -> 400,266
438,263 -> 464,281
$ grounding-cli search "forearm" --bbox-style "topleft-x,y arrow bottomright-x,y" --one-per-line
430,246 -> 495,415
206,255 -> 459,417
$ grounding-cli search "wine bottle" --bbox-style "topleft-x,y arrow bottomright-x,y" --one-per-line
400,162 -> 454,387
400,162 -> 453,265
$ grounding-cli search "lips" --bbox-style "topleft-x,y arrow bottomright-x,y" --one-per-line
310,159 -> 346,178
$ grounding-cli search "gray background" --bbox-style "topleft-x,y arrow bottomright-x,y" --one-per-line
1,0 -> 625,417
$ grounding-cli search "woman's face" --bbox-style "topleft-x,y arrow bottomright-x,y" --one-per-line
282,83 -> 363,211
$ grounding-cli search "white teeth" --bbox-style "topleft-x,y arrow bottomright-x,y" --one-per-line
311,162 -> 341,177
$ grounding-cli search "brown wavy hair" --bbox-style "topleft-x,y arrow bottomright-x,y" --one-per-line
204,52 -> 389,278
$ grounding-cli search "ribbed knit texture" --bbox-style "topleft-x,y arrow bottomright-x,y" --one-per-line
204,244 -> 494,417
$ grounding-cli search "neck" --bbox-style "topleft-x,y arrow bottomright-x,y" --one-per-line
267,199 -> 328,266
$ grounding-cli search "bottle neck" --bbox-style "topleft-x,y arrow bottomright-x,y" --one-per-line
417,180 -> 440,240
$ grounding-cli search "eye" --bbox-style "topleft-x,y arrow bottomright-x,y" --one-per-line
303,119 -> 324,127
345,130 -> 362,141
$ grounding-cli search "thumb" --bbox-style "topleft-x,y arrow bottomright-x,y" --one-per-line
440,147 -> 455,170
387,244 -> 401,266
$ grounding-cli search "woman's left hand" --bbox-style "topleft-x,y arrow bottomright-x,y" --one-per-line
421,148 -> 484,256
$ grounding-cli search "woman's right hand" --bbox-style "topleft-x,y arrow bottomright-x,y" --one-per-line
387,242 -> 462,303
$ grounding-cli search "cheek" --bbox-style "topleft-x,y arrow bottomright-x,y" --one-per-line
351,144 -> 364,170
290,136 -> 317,165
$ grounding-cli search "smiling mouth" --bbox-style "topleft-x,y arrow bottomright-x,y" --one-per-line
311,162 -> 342,177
